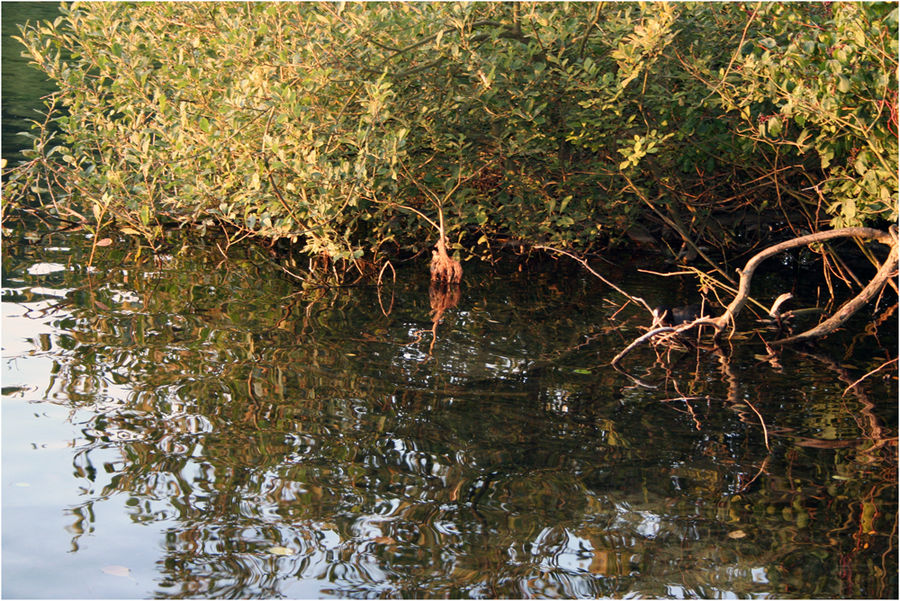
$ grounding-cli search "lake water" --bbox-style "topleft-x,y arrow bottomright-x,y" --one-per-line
2,4 -> 897,599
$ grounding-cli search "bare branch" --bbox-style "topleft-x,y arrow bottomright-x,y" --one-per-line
712,227 -> 897,341
773,238 -> 898,344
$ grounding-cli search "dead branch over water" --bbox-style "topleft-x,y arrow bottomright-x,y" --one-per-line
713,226 -> 898,344
544,226 -> 900,367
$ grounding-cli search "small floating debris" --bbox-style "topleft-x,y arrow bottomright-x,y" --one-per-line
102,565 -> 132,578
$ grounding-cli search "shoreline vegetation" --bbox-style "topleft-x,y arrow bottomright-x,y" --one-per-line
3,2 -> 897,350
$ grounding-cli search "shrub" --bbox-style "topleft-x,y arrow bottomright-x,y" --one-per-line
5,2 -> 896,275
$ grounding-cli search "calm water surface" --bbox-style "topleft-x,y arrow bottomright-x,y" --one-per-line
1,229 -> 896,599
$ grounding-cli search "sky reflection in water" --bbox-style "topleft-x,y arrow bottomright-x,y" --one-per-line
1,230 -> 897,599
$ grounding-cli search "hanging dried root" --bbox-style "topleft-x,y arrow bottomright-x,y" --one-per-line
430,236 -> 463,284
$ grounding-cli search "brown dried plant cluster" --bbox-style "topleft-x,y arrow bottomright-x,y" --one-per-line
430,236 -> 463,285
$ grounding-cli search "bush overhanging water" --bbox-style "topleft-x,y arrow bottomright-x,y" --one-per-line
4,2 -> 897,274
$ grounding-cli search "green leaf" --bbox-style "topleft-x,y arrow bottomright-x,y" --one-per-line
837,76 -> 850,93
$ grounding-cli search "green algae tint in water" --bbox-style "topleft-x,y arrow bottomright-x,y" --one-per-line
1,227 -> 896,599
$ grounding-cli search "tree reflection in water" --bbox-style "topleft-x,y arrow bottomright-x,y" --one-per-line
2,230 -> 896,599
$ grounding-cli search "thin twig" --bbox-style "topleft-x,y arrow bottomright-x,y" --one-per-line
376,260 -> 396,317
377,260 -> 396,287
534,245 -> 651,312
611,317 -> 723,366
842,358 -> 898,397
744,397 -> 771,451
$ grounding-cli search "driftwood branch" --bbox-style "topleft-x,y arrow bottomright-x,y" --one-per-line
613,226 -> 896,367
611,317 -> 722,367
711,227 -> 898,343
610,327 -> 676,366
772,237 -> 898,344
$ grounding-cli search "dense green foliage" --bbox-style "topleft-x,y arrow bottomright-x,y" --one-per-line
5,1 -> 897,273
